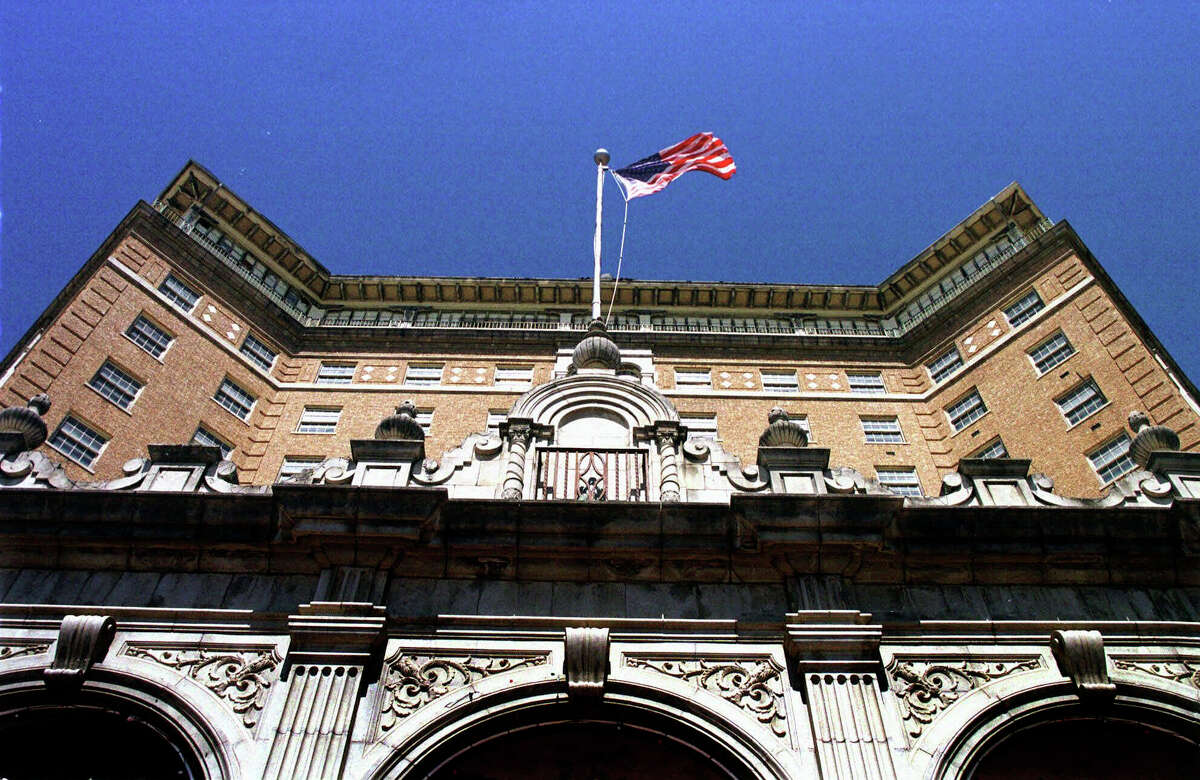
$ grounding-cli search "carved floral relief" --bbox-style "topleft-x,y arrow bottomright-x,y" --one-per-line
125,646 -> 280,728
886,657 -> 1042,738
1113,658 -> 1200,690
0,643 -> 50,662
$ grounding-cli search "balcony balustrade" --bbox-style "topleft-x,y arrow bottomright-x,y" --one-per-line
535,446 -> 648,502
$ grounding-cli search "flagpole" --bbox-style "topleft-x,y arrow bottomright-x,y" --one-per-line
592,148 -> 610,321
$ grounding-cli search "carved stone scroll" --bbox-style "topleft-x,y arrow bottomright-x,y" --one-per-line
43,615 -> 115,692
126,646 -> 280,728
1051,630 -> 1115,703
887,657 -> 1042,738
565,627 -> 609,701
626,656 -> 788,740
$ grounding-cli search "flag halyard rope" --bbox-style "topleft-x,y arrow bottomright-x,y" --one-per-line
605,171 -> 630,326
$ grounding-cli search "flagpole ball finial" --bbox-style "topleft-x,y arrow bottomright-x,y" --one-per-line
594,148 -> 610,166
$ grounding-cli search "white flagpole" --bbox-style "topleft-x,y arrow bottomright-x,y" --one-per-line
591,148 -> 610,321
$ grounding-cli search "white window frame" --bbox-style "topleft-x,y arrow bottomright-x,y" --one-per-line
317,363 -> 356,385
972,437 -> 1009,459
1056,379 -> 1108,427
1088,434 -> 1135,485
48,415 -> 108,470
486,411 -> 508,432
680,413 -> 719,441
761,369 -> 799,394
192,426 -> 232,459
278,456 -> 324,481
213,378 -> 255,421
946,389 -> 987,432
876,467 -> 922,497
239,333 -> 277,373
1028,331 -> 1076,375
87,361 -> 143,411
415,408 -> 434,435
296,407 -> 341,435
494,364 -> 534,388
847,372 -> 886,395
927,347 -> 964,384
404,364 -> 444,386
674,368 -> 712,390
124,314 -> 174,359
158,273 -> 200,312
861,417 -> 905,444
1004,289 -> 1046,327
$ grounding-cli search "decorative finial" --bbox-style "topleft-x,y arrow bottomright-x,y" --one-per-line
594,148 -> 610,166
374,400 -> 425,441
1127,409 -> 1179,467
572,319 -> 621,370
0,394 -> 52,455
758,407 -> 808,447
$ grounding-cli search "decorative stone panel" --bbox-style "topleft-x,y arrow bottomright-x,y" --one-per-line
125,645 -> 281,729
886,657 -> 1043,739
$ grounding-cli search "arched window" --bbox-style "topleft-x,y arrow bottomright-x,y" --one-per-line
556,407 -> 631,448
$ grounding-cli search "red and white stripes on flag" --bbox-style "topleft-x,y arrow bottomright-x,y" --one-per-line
611,132 -> 736,199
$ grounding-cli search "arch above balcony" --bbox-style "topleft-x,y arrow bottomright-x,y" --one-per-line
507,373 -> 680,435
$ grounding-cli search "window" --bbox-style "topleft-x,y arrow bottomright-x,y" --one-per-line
1056,379 -> 1108,426
239,334 -> 277,372
761,370 -> 799,393
192,426 -> 232,459
213,378 -> 255,421
124,315 -> 173,358
946,389 -> 987,432
674,368 -> 712,390
1089,434 -> 1136,484
404,364 -> 443,386
48,416 -> 107,469
494,364 -> 533,388
861,417 -> 905,444
973,438 -> 1009,459
316,363 -> 356,384
87,361 -> 143,411
158,274 -> 200,312
927,348 -> 964,384
416,408 -> 434,435
1029,332 -> 1076,374
277,456 -> 323,481
296,407 -> 341,434
1004,289 -> 1045,327
847,372 -> 886,395
486,411 -> 507,432
876,467 -> 922,497
680,413 -> 718,441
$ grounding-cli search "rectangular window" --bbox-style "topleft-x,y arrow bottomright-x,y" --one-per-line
494,364 -> 533,388
1029,332 -> 1076,374
486,411 -> 507,432
1004,289 -> 1046,327
680,413 -> 719,441
416,408 -> 434,435
316,363 -> 356,385
927,347 -> 964,384
296,407 -> 341,434
1089,434 -> 1136,484
861,417 -> 905,444
239,333 -> 277,372
191,426 -> 232,459
213,378 -> 255,421
158,273 -> 200,312
674,368 -> 712,390
876,467 -> 922,497
973,437 -> 1009,459
48,416 -> 107,469
124,315 -> 173,358
404,364 -> 443,386
847,372 -> 886,395
277,456 -> 323,481
87,361 -> 143,410
761,369 -> 799,393
1056,379 -> 1108,426
946,389 -> 988,432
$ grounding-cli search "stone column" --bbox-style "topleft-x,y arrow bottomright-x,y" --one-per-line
652,422 -> 683,502
500,420 -> 534,500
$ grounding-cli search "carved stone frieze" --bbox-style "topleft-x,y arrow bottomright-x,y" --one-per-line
886,657 -> 1042,738
626,657 -> 788,739
0,643 -> 51,662
126,646 -> 281,728
1112,658 -> 1200,690
378,652 -> 549,732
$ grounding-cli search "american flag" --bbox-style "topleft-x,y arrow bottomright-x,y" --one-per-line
611,132 -> 736,199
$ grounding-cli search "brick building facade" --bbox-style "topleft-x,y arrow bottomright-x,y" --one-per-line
0,162 -> 1197,777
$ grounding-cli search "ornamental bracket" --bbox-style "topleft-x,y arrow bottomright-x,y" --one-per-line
43,614 -> 116,693
1051,629 -> 1115,704
564,627 -> 609,702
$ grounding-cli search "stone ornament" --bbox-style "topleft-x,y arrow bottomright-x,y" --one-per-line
1050,629 -> 1115,702
1128,410 -> 1180,467
1112,658 -> 1200,691
378,652 -> 548,732
571,319 -> 622,370
375,400 -> 425,441
0,394 -> 51,455
43,614 -> 116,692
626,656 -> 788,739
757,407 -> 808,448
0,643 -> 51,662
126,646 -> 281,728
565,627 -> 609,701
886,657 -> 1042,738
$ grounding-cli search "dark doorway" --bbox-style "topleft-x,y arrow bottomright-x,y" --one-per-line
973,718 -> 1200,779
431,721 -> 735,780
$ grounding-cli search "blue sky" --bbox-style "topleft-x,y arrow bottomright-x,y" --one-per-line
2,2 -> 1198,383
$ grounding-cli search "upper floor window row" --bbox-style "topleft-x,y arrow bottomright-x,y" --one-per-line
317,363 -> 356,384
1003,289 -> 1046,327
847,372 -> 886,395
88,361 -> 143,411
125,315 -> 174,359
494,365 -> 533,388
1056,379 -> 1108,426
239,333 -> 277,373
675,368 -> 712,390
49,416 -> 107,469
928,347 -> 964,384
405,364 -> 444,386
1029,332 -> 1076,375
159,274 -> 200,313
214,378 -> 255,421
861,417 -> 904,444
946,389 -> 988,432
761,370 -> 799,394
1089,434 -> 1135,484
